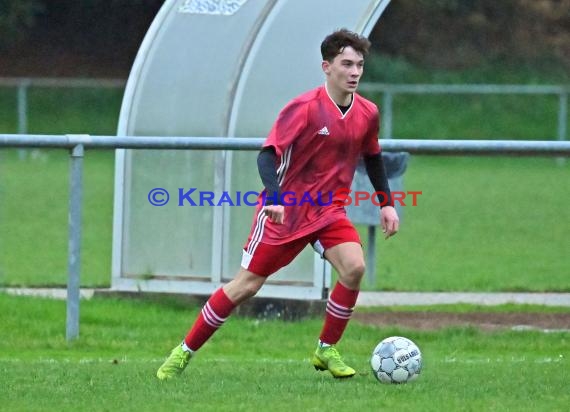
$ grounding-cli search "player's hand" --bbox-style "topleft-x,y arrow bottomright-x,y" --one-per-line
263,205 -> 285,224
381,206 -> 399,239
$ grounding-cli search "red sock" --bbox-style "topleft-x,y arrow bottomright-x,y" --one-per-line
319,282 -> 359,345
184,288 -> 236,351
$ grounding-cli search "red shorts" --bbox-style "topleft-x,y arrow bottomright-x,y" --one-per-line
241,217 -> 361,277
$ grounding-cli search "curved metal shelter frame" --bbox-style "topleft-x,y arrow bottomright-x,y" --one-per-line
112,0 -> 392,299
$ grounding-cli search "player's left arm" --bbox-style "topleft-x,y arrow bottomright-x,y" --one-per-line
361,106 -> 399,238
363,153 -> 399,239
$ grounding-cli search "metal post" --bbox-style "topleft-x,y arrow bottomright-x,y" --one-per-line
66,143 -> 84,341
382,91 -> 393,139
17,79 -> 30,159
557,93 -> 568,165
17,80 -> 29,134
366,226 -> 377,287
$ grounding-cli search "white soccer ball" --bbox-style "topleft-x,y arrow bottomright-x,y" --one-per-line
370,336 -> 422,384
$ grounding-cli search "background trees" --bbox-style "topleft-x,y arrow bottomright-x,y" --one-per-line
0,0 -> 568,76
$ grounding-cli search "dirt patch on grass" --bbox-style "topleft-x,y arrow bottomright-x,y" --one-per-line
353,312 -> 570,331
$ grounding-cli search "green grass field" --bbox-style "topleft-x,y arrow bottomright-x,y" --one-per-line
1,150 -> 568,291
0,149 -> 114,286
0,293 -> 568,411
365,156 -> 570,292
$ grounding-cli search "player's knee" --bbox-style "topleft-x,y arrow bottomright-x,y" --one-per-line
240,274 -> 265,298
227,271 -> 265,304
242,281 -> 262,299
351,260 -> 366,279
340,260 -> 366,286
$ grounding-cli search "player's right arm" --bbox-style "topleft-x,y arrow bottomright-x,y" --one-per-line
257,147 -> 285,224
256,97 -> 309,224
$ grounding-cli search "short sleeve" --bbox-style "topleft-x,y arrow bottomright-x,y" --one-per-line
361,108 -> 381,156
263,100 -> 308,156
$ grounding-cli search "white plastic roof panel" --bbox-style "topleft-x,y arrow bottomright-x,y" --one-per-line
112,0 -> 391,298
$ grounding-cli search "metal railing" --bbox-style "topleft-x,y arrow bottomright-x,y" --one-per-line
1,78 -> 569,339
358,83 -> 569,143
1,133 -> 570,341
1,78 -> 568,141
0,77 -> 125,134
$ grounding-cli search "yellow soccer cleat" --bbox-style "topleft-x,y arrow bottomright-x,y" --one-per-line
156,345 -> 192,380
312,345 -> 356,379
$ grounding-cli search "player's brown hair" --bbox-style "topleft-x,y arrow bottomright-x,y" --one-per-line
321,28 -> 371,62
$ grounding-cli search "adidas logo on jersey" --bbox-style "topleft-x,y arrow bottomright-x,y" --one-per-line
317,126 -> 330,136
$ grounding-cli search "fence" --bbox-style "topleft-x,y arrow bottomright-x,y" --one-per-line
1,133 -> 570,341
364,82 -> 568,166
0,77 -> 125,134
1,78 -> 568,141
358,83 -> 569,142
1,78 -> 569,340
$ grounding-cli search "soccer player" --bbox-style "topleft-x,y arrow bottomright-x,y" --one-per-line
157,28 -> 399,380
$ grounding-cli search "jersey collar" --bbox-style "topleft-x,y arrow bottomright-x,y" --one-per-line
324,83 -> 354,119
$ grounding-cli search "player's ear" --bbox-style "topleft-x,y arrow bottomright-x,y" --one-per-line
322,60 -> 330,74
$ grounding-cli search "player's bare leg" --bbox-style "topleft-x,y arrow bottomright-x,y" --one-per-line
157,268 -> 266,380
324,242 -> 366,290
223,268 -> 267,305
312,242 -> 364,378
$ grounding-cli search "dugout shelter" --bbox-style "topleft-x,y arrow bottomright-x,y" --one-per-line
112,0 -> 392,299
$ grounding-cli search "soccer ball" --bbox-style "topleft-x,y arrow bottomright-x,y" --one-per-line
370,336 -> 422,384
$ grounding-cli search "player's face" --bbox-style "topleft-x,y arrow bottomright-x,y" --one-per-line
322,46 -> 364,98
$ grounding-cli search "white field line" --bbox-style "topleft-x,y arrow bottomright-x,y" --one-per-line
509,325 -> 570,333
0,357 -> 566,365
0,358 -> 305,365
442,356 -> 566,364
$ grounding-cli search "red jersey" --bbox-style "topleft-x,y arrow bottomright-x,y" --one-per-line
253,84 -> 381,245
